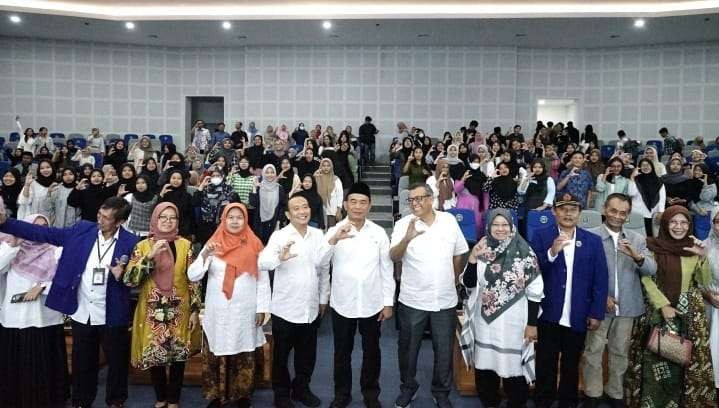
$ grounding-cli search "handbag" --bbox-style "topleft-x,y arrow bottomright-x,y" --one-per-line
646,321 -> 693,366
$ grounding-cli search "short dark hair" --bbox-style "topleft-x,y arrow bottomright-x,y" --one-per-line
659,127 -> 668,134
101,196 -> 132,222
21,151 -> 33,158
570,150 -> 584,159
288,192 -> 310,206
407,183 -> 433,197
469,120 -> 478,128
365,116 -> 372,122
604,193 -> 632,210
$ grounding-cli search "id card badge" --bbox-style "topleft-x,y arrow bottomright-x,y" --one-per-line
92,267 -> 107,285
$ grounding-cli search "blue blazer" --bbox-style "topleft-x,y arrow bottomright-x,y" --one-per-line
0,218 -> 139,327
529,226 -> 608,332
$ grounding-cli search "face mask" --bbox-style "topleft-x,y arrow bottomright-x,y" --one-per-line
469,162 -> 480,170
210,177 -> 222,186
299,125 -> 305,130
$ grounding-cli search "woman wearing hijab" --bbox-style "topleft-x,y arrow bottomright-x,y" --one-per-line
445,144 -> 467,181
159,143 -> 178,170
249,164 -> 287,244
193,167 -> 239,245
277,157 -> 300,199
16,159 -> 56,220
0,168 -> 22,218
593,157 -> 630,211
0,214 -> 68,407
228,157 -> 256,206
314,158 -> 343,228
117,163 -> 137,197
104,140 -> 128,173
483,162 -> 519,210
662,157 -> 691,208
158,169 -> 195,238
295,148 -> 320,179
124,203 -> 201,408
625,206 -> 716,407
129,136 -> 158,171
245,135 -> 266,174
140,158 -> 161,194
628,158 -> 666,236
644,146 -> 666,177
208,138 -> 239,170
460,209 -> 543,408
298,174 -> 325,230
518,159 -> 555,212
702,207 -> 719,400
335,141 -> 357,189
43,168 -> 80,228
686,163 -> 717,217
123,175 -> 159,238
426,157 -> 457,210
67,168 -> 116,221
455,154 -> 487,236
188,203 -> 269,408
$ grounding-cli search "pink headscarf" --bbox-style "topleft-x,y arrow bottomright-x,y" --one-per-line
148,202 -> 179,296
11,214 -> 58,283
277,124 -> 289,142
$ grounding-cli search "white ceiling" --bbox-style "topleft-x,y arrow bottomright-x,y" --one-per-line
2,12 -> 719,48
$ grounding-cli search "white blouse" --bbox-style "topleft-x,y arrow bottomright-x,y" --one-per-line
188,253 -> 270,356
16,181 -> 50,221
0,242 -> 65,328
322,178 -> 344,218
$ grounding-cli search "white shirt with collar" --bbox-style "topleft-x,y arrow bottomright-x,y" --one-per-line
326,218 -> 395,319
546,227 -> 577,328
71,228 -> 119,326
391,211 -> 469,312
258,223 -> 332,324
604,225 -> 621,316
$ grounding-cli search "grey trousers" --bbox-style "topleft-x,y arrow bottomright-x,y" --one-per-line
581,315 -> 634,399
396,302 -> 456,399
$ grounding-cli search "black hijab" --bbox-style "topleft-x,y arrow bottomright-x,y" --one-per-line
119,163 -> 137,194
464,154 -> 487,197
132,175 -> 156,203
60,168 -> 77,189
492,164 -> 518,202
635,158 -> 663,210
35,160 -> 57,188
87,169 -> 105,191
0,168 -> 22,217
278,161 -> 296,194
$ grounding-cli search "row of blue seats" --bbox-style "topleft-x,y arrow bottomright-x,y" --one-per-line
2,133 -> 174,148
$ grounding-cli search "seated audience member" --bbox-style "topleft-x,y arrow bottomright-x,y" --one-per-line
556,151 -> 593,208
484,162 -> 519,210
662,157 -> 691,208
123,175 -> 158,238
0,168 -> 22,218
593,157 -> 630,212
628,159 -> 666,236
426,158 -> 456,210
68,168 -> 118,221
686,163 -> 717,216
158,169 -> 196,238
104,140 -> 128,173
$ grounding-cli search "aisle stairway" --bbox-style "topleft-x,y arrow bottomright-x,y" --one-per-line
360,164 -> 395,232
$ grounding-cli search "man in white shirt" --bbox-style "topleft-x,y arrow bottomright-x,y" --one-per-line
390,183 -> 469,408
258,193 -> 343,408
191,119 -> 211,154
325,183 -> 394,408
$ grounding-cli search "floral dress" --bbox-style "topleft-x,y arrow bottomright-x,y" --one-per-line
124,237 -> 202,369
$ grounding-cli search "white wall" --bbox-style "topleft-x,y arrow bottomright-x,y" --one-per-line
1,37 -> 718,158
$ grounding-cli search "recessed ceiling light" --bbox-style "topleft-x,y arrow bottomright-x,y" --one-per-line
9,15 -> 21,24
125,21 -> 135,30
634,19 -> 646,28
322,21 -> 332,30
417,34 -> 430,38
610,34 -> 620,38
515,33 -> 526,37
538,99 -> 546,105
222,21 -> 232,30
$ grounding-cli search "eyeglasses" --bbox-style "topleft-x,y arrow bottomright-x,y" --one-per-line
158,216 -> 178,222
406,195 -> 430,204
669,220 -> 690,227
490,223 -> 511,229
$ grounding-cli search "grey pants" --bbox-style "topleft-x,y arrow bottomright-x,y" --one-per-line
581,315 -> 634,399
396,302 -> 456,399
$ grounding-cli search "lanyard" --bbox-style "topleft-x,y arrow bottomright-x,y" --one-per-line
96,236 -> 117,265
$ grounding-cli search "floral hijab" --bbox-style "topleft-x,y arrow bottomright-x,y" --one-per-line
478,208 -> 540,323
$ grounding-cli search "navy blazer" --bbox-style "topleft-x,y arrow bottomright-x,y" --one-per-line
0,218 -> 139,327
530,226 -> 608,332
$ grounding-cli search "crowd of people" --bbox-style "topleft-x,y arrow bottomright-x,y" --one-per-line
0,115 -> 719,408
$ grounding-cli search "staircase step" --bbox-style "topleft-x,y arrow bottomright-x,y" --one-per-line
370,186 -> 393,195
364,179 -> 388,187
371,204 -> 392,213
369,213 -> 395,228
362,171 -> 388,177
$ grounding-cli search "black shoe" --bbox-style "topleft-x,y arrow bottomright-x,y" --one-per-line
237,398 -> 252,408
291,390 -> 321,408
274,397 -> 295,408
394,388 -> 418,408
329,395 -> 352,408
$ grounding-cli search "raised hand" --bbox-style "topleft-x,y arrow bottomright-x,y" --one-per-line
329,223 -> 354,245
160,183 -> 172,197
683,235 -> 706,257
24,173 -> 33,187
76,179 -> 89,191
550,231 -> 573,257
279,241 -> 297,262
469,237 -> 491,263
109,257 -> 127,280
148,239 -> 168,260
404,218 -> 425,243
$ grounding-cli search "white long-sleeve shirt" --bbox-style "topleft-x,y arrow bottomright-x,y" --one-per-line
323,178 -> 344,218
258,224 -> 332,324
188,254 -> 270,355
325,218 -> 395,319
0,242 -> 64,328
70,229 -> 119,325
628,181 -> 666,219
546,227 -> 576,328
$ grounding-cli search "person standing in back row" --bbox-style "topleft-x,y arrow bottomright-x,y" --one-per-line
324,183 -> 395,408
358,116 -> 378,166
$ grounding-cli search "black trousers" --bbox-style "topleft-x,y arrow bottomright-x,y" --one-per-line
70,320 -> 130,407
331,309 -> 381,402
534,320 -> 587,408
149,362 -> 186,404
474,369 -> 528,408
271,314 -> 320,399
